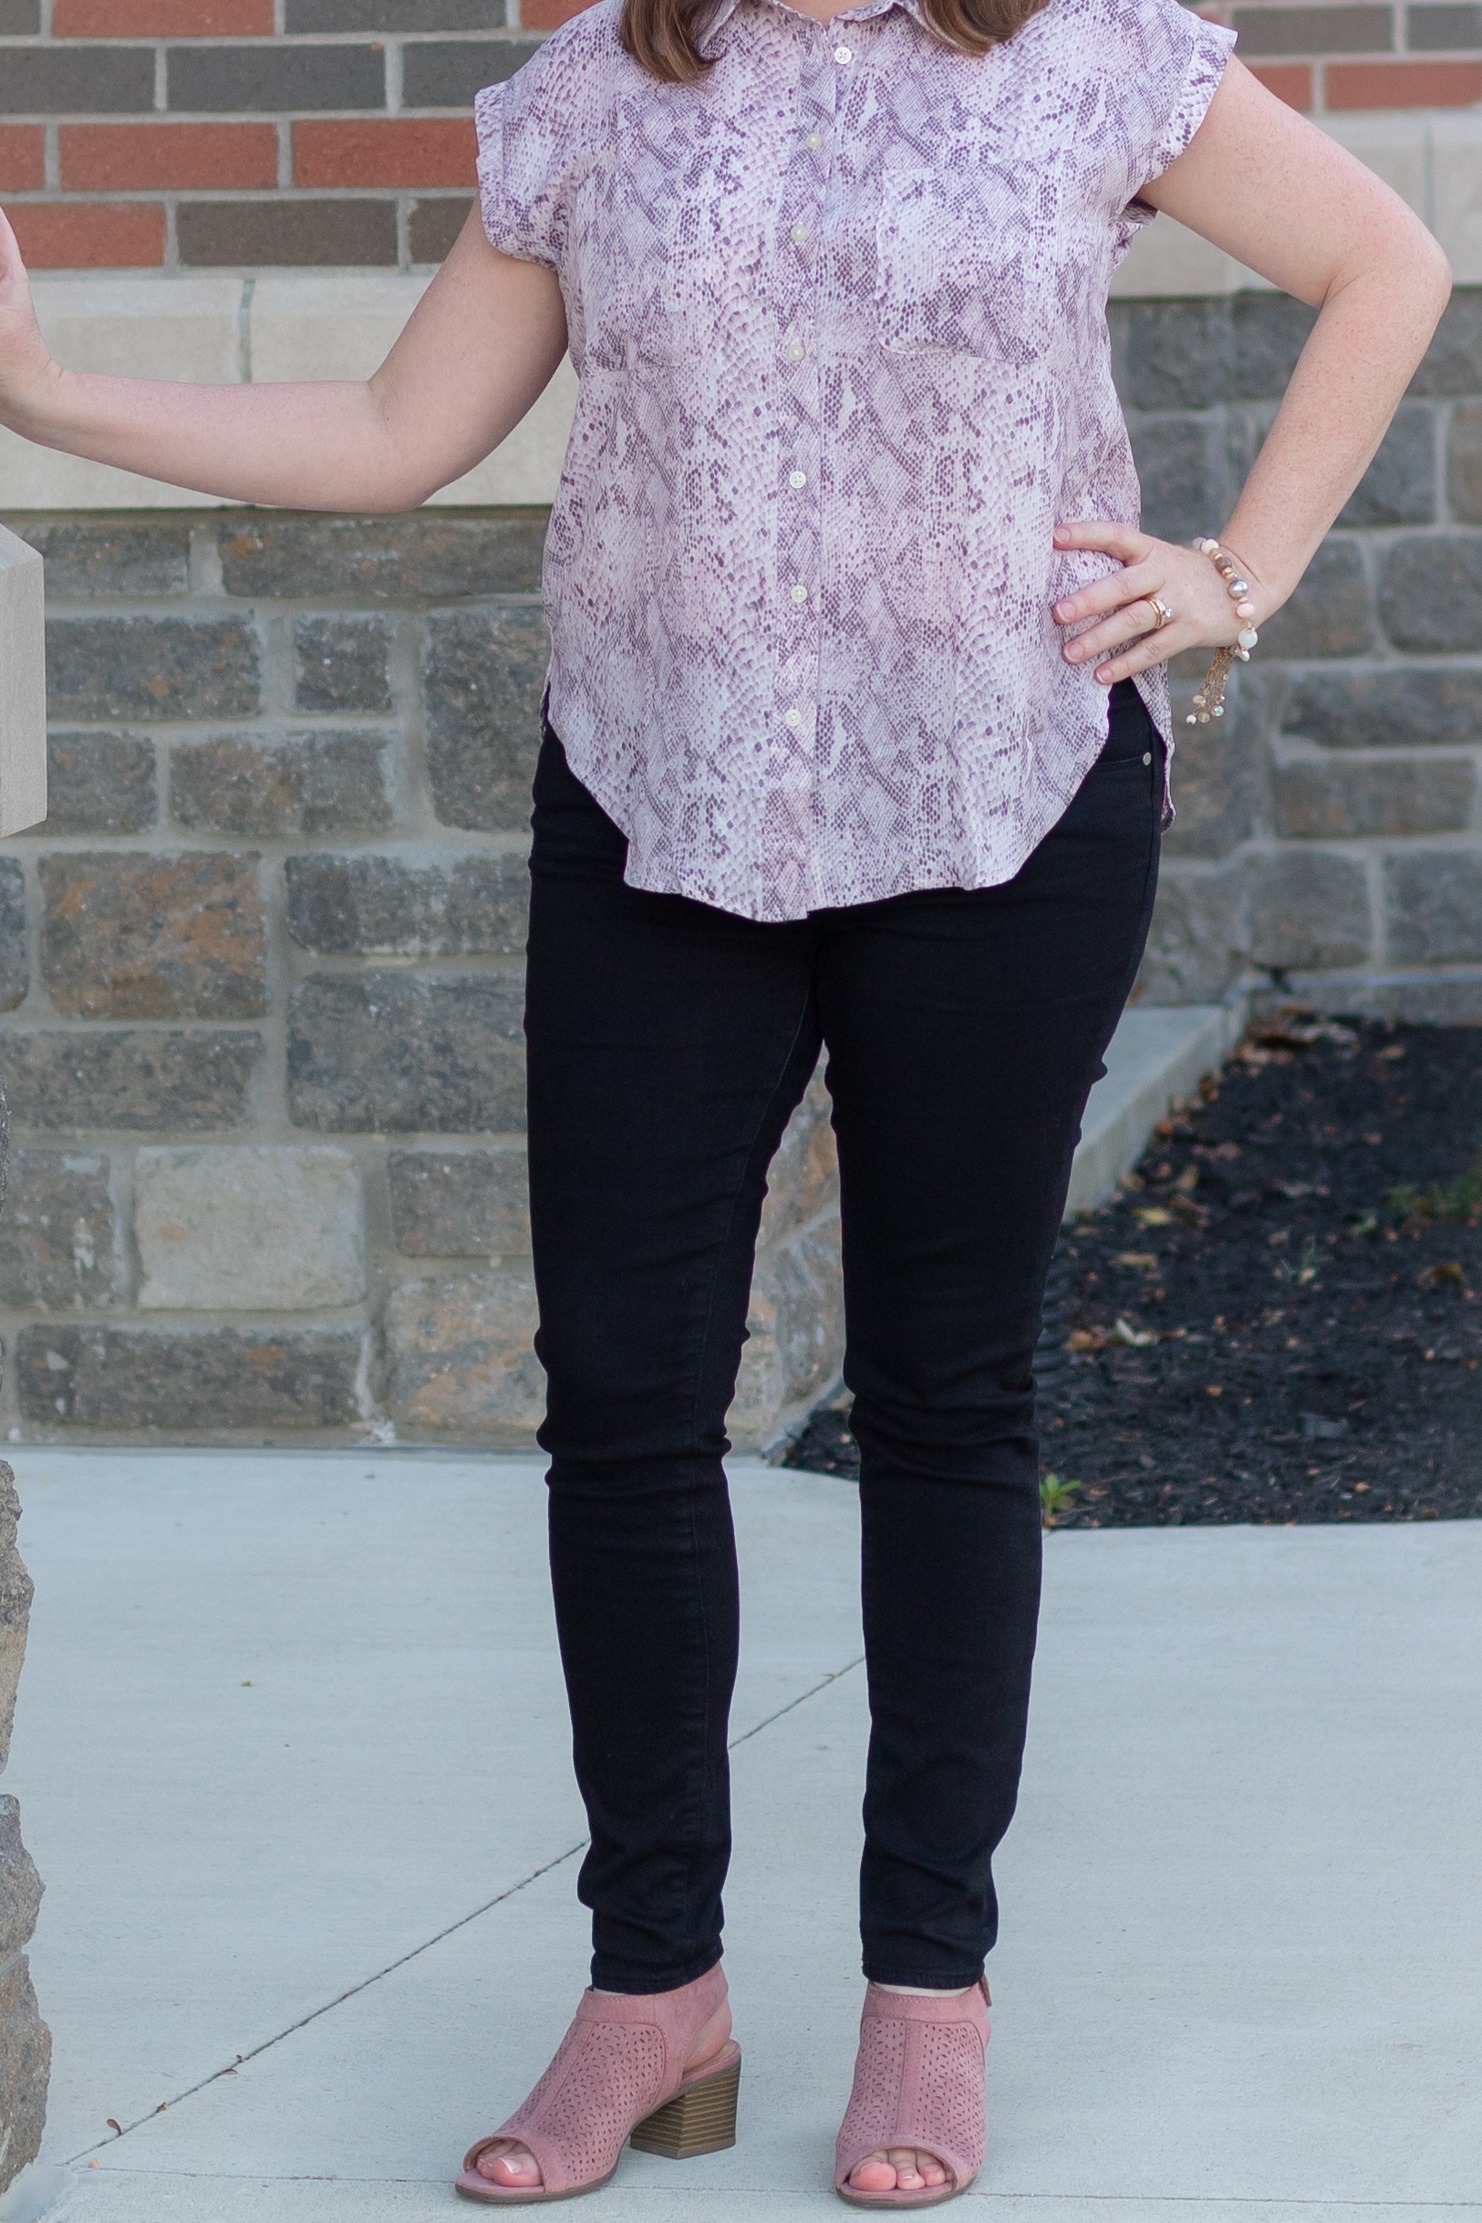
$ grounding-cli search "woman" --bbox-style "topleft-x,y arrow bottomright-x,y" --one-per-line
0,0 -> 1447,2200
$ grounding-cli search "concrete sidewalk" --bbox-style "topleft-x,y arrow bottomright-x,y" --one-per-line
3,1450 -> 1480,2223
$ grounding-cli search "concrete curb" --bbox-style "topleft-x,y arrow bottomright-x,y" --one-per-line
1065,1000 -> 1247,1217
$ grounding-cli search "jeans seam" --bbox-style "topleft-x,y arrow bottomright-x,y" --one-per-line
674,990 -> 819,1950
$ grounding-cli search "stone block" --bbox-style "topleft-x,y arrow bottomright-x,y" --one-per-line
293,615 -> 394,714
291,0 -> 505,24
1231,293 -> 1319,399
1409,288 -> 1482,395
1247,850 -> 1373,971
6,47 -> 155,110
1136,863 -> 1248,1003
136,1146 -> 365,1311
1128,413 -> 1229,546
0,1150 -> 116,1310
17,1325 -> 364,1430
0,1955 -> 49,2189
1281,665 -> 1482,750
179,201 -> 399,270
1117,298 -> 1232,411
1354,975 -> 1482,1024
402,36 -> 540,104
1163,667 -> 1265,859
168,42 -> 386,112
43,732 -> 156,834
409,197 -> 471,265
10,516 -> 190,599
1256,541 -> 1374,661
1272,744 -> 1473,839
729,1222 -> 845,1450
1379,535 -> 1482,653
758,1066 -> 837,1248
170,731 -> 392,838
0,1468 -> 33,1771
288,973 -> 525,1133
1337,403 -> 1437,528
1386,849 -> 1482,964
384,1264 -> 543,1436
0,1030 -> 262,1133
217,512 -> 546,602
0,1802 -> 42,1963
46,617 -> 260,723
388,1146 -> 531,1255
1448,400 -> 1482,524
285,852 -> 529,956
40,851 -> 267,1020
423,608 -> 549,830
0,859 -> 25,1015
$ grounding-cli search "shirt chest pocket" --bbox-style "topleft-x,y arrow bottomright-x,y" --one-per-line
873,167 -> 1058,367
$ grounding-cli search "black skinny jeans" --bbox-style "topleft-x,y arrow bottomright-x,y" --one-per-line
525,681 -> 1163,1993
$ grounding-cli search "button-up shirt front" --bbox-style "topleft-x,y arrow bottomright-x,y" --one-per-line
477,0 -> 1234,921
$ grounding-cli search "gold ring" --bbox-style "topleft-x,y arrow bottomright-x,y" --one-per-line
1148,597 -> 1174,630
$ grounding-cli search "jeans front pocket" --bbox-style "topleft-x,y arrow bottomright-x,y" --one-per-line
873,166 -> 1055,366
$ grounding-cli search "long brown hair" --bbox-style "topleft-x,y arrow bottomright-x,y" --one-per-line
621,0 -> 1049,82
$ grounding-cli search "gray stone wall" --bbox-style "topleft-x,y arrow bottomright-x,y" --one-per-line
1122,286 -> 1482,1019
0,511 -> 840,1446
0,285 -> 1476,1442
0,1109 -> 51,2192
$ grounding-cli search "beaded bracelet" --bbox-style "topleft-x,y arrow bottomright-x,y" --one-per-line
1185,537 -> 1260,726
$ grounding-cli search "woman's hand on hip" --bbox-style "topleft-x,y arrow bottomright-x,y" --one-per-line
1049,520 -> 1269,687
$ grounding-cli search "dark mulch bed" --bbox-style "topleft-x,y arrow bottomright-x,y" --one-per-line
782,1014 -> 1482,1524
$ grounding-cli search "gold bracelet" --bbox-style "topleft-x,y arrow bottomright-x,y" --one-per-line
1185,538 -> 1260,726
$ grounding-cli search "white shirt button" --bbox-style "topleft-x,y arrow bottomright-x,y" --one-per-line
790,221 -> 809,245
784,708 -> 803,729
804,130 -> 821,149
1142,752 -> 1153,766
787,469 -> 807,489
784,339 -> 805,363
833,44 -> 852,62
790,583 -> 809,604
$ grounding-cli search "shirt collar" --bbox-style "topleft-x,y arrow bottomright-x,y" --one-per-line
700,0 -> 930,57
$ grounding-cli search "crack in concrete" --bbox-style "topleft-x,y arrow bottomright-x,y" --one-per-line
66,1653 -> 865,2168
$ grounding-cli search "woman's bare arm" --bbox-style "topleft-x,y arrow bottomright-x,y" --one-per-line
0,205 -> 568,513
1053,57 -> 1452,683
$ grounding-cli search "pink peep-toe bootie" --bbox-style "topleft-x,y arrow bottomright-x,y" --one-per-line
456,1963 -> 740,2205
834,1979 -> 991,2209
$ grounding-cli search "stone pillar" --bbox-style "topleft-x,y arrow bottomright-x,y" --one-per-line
0,1093 -> 50,2193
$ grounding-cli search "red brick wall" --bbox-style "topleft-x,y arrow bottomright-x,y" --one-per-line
0,0 -> 1477,268
1231,1 -> 1482,109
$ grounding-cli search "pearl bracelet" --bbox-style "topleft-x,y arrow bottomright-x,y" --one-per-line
1185,537 -> 1260,727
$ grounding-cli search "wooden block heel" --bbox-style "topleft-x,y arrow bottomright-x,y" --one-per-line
629,2056 -> 741,2160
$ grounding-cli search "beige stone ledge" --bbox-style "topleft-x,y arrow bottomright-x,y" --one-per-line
1112,108 -> 1474,295
0,109 -> 1472,513
0,270 -> 578,514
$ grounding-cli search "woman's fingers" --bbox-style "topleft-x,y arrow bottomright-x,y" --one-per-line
1063,595 -> 1172,664
1090,626 -> 1188,686
1053,557 -> 1161,626
1052,518 -> 1151,566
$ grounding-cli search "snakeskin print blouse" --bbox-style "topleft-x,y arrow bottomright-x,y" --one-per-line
476,0 -> 1235,921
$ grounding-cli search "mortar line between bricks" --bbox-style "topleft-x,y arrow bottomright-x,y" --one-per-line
62,1652 -> 865,2169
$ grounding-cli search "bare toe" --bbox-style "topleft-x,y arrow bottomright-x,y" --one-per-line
889,2145 -> 925,2189
849,2150 -> 901,2191
476,2140 -> 543,2188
